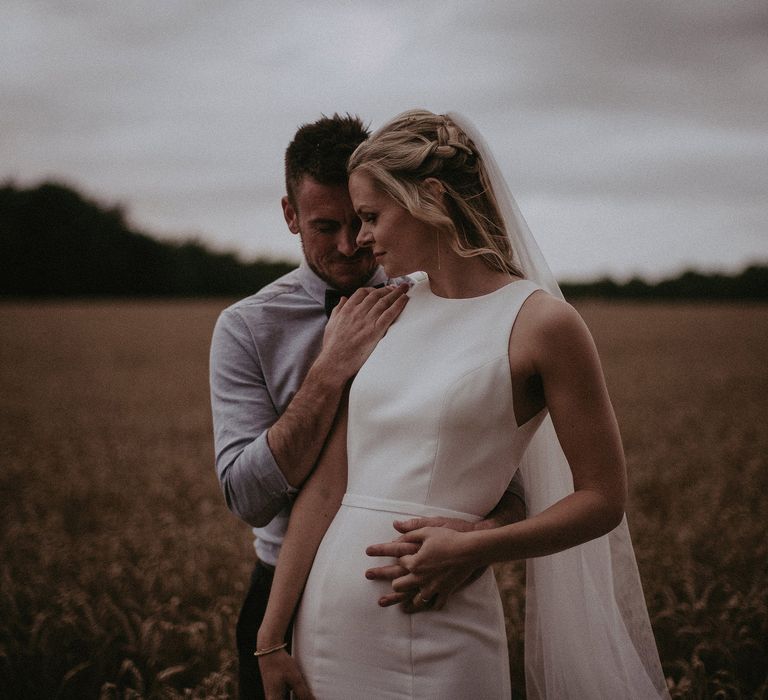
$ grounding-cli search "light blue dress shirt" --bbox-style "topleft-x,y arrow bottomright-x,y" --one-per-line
209,262 -> 389,565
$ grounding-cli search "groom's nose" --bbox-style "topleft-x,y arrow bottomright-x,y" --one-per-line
337,225 -> 361,257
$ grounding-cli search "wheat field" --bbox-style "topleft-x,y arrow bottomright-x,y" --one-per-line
0,299 -> 766,699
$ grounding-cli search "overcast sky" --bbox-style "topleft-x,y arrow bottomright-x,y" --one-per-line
2,0 -> 766,280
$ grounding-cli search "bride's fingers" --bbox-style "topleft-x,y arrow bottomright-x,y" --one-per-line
396,527 -> 429,544
391,572 -> 419,593
431,592 -> 448,611
402,587 -> 438,614
290,672 -> 316,700
398,553 -> 417,572
264,681 -> 284,700
402,586 -> 445,614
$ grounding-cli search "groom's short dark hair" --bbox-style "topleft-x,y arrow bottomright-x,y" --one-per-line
284,113 -> 369,208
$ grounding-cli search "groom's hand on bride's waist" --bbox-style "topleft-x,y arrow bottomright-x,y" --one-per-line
364,516 -> 483,614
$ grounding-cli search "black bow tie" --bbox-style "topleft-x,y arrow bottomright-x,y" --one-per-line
324,283 -> 388,317
324,289 -> 344,317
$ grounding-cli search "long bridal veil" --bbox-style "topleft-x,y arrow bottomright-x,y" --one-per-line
448,112 -> 669,699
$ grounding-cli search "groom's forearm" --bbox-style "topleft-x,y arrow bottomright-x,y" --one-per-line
474,490 -> 526,531
267,355 -> 350,489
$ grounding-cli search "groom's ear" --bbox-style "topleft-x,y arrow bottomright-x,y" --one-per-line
282,196 -> 300,235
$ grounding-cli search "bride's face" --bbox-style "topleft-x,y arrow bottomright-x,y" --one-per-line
349,171 -> 435,278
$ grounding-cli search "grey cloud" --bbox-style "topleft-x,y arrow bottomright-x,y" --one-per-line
1,0 -> 765,278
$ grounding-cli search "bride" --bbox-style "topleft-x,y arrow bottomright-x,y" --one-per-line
255,109 -> 668,699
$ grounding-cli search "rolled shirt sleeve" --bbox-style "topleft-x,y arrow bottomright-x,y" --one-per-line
210,307 -> 297,527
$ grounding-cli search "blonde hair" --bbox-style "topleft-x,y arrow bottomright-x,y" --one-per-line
348,109 -> 522,276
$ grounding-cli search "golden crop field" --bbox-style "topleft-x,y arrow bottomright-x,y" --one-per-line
1,299 -> 766,699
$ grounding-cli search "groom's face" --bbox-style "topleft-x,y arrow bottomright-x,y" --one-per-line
282,176 -> 377,294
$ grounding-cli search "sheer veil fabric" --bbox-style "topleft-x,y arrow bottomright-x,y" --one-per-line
447,113 -> 669,699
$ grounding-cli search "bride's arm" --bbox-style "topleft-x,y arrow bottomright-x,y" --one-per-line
394,295 -> 627,577
256,395 -> 349,700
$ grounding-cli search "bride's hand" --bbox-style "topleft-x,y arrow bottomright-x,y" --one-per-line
366,521 -> 481,612
258,649 -> 315,700
399,527 -> 477,604
366,527 -> 479,612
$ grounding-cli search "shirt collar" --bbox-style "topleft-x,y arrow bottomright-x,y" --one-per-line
298,261 -> 389,307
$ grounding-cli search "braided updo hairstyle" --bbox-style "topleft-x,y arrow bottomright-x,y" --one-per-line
347,109 -> 522,276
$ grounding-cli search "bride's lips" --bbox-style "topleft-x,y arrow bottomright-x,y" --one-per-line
374,251 -> 386,260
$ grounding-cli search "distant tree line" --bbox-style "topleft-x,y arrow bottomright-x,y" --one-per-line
560,267 -> 767,301
1,180 -> 765,299
0,181 -> 293,297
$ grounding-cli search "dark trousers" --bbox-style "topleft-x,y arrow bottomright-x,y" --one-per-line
236,560 -> 292,700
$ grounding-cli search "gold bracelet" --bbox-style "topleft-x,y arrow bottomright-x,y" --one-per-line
253,641 -> 288,657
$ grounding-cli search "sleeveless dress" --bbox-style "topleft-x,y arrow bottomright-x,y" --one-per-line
293,277 -> 544,699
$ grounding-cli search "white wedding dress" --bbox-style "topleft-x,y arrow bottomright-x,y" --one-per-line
289,111 -> 668,699
292,277 -> 545,699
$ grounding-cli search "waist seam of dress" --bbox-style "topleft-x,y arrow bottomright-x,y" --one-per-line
341,493 -> 483,521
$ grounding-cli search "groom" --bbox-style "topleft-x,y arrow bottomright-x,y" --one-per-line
209,113 -> 525,699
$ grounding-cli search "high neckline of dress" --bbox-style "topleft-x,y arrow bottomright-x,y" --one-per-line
423,276 -> 528,301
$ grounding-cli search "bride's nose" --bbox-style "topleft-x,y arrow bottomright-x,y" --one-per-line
356,225 -> 373,248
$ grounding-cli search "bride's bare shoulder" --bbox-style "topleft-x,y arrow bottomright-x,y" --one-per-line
515,290 -> 597,362
518,289 -> 581,328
